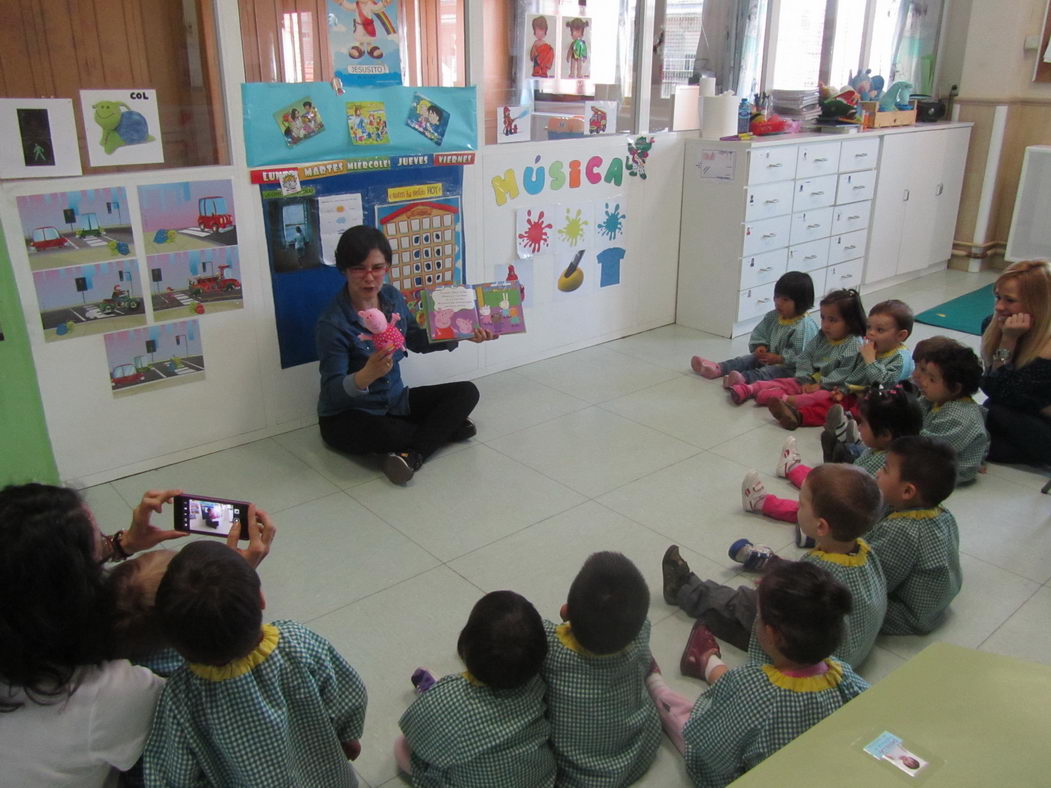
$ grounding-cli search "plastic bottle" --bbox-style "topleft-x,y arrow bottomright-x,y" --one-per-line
738,98 -> 751,134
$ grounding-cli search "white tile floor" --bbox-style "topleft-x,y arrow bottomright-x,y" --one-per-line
83,267 -> 1051,787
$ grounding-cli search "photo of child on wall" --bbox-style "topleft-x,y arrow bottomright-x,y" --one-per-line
273,97 -> 325,147
405,93 -> 450,145
528,14 -> 555,78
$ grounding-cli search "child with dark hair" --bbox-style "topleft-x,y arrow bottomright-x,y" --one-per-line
728,289 -> 866,410
647,562 -> 868,788
692,271 -> 818,384
396,591 -> 555,786
143,541 -> 367,787
107,549 -> 184,677
764,297 -> 915,430
913,337 -> 989,484
542,552 -> 661,786
869,436 -> 962,635
665,463 -> 887,669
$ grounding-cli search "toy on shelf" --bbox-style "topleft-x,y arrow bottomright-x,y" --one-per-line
879,81 -> 914,112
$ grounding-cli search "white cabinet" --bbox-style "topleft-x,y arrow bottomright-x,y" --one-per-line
865,126 -> 972,284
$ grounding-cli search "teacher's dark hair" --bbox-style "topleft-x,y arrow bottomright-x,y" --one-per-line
0,483 -> 113,712
335,225 -> 392,272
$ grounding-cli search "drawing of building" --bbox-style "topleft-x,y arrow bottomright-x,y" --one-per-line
378,201 -> 460,292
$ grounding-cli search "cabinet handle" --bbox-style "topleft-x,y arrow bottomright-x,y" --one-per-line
854,152 -> 868,158
767,162 -> 783,168
840,274 -> 854,280
806,223 -> 821,229
758,266 -> 774,272
814,157 -> 829,163
811,191 -> 825,196
848,215 -> 861,220
764,198 -> 780,204
845,245 -> 857,251
761,233 -> 777,239
756,298 -> 771,304
852,185 -> 866,190
936,183 -> 944,196
903,189 -> 910,202
803,254 -> 817,260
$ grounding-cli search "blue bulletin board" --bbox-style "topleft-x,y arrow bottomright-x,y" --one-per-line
242,82 -> 477,168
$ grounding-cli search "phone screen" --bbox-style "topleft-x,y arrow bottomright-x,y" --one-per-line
174,495 -> 250,539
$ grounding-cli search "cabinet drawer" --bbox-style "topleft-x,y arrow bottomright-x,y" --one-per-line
790,207 -> 834,246
831,201 -> 871,235
824,258 -> 865,291
793,175 -> 838,212
836,170 -> 877,204
747,146 -> 797,185
786,237 -> 830,273
738,281 -> 777,322
746,180 -> 795,221
739,248 -> 788,290
743,214 -> 792,256
828,229 -> 868,265
838,137 -> 880,172
796,142 -> 842,179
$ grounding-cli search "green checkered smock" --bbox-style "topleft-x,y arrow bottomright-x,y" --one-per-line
853,448 -> 887,476
683,659 -> 869,788
398,672 -> 555,787
541,619 -> 661,787
143,620 -> 367,787
920,397 -> 989,485
748,312 -> 820,369
749,542 -> 886,668
794,334 -> 864,386
867,506 -> 962,635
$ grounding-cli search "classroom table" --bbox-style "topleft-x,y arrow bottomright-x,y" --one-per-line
731,642 -> 1051,786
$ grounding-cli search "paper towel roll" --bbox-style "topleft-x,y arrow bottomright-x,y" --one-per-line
701,94 -> 738,139
698,76 -> 717,97
673,85 -> 700,130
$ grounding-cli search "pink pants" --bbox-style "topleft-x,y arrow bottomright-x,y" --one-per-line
394,736 -> 412,774
646,673 -> 692,755
759,463 -> 810,523
747,377 -> 804,405
793,392 -> 859,427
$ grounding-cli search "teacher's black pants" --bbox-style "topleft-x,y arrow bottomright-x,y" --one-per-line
319,381 -> 479,460
985,403 -> 1051,467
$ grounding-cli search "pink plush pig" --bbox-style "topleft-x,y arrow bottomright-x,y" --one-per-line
357,308 -> 406,352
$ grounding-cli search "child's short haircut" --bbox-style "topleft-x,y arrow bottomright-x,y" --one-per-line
888,435 -> 957,507
774,271 -> 815,315
857,382 -> 923,440
457,590 -> 547,690
923,340 -> 983,398
758,561 -> 852,665
566,552 -> 649,655
532,15 -> 548,33
911,335 -> 956,365
806,464 -> 883,541
820,289 -> 867,336
869,299 -> 914,336
156,541 -> 262,666
108,549 -> 176,660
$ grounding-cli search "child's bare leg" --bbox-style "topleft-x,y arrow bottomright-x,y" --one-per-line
645,670 -> 693,755
393,736 -> 412,775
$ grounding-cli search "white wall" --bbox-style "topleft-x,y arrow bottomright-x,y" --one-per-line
956,0 -> 1051,98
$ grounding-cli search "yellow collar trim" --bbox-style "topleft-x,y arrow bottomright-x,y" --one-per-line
188,624 -> 278,681
762,660 -> 844,692
931,396 -> 974,413
778,314 -> 805,326
878,344 -> 908,359
887,506 -> 943,520
825,336 -> 849,346
809,539 -> 870,567
556,622 -> 619,658
462,671 -> 486,687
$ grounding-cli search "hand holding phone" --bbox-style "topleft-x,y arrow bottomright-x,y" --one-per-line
122,489 -> 189,555
226,503 -> 276,568
173,494 -> 252,540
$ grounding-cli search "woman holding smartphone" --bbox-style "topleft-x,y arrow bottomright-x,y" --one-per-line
315,225 -> 497,484
0,484 -> 274,787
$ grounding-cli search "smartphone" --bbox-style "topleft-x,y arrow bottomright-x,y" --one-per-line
173,494 -> 251,540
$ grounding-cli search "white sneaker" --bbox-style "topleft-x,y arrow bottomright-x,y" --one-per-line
776,436 -> 801,478
844,414 -> 861,446
741,470 -> 769,513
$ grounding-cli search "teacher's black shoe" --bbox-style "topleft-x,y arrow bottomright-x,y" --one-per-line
383,451 -> 423,484
450,418 -> 477,442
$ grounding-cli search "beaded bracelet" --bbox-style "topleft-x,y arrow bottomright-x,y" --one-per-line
103,530 -> 131,563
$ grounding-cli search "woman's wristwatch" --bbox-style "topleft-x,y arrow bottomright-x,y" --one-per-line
993,347 -> 1012,363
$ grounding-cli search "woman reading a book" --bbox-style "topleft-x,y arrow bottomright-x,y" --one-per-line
315,225 -> 496,484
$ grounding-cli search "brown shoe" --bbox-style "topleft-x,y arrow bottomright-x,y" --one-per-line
768,398 -> 801,430
680,621 -> 721,679
662,545 -> 690,605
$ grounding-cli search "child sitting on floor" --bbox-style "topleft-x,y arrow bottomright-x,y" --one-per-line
870,436 -> 962,635
913,338 -> 989,484
664,463 -> 886,668
728,289 -> 866,410
542,552 -> 661,786
396,590 -> 555,787
648,561 -> 869,788
692,271 -> 818,384
741,383 -> 923,546
765,298 -> 916,430
107,549 -> 185,678
143,541 -> 368,787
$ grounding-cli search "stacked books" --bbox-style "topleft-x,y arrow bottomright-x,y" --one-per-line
771,89 -> 822,122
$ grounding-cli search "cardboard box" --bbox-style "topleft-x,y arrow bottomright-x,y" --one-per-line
861,101 -> 917,129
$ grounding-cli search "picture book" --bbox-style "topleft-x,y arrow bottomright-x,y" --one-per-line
421,285 -> 479,342
475,281 -> 526,335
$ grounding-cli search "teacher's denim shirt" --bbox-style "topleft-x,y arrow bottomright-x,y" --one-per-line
316,284 -> 455,418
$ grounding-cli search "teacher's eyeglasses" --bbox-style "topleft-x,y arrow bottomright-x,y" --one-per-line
347,263 -> 390,278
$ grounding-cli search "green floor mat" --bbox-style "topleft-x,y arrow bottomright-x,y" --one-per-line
914,283 -> 994,336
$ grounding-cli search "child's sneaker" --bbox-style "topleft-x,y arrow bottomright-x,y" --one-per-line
723,370 -> 745,390
741,470 -> 768,513
680,621 -> 721,680
844,414 -> 861,445
776,436 -> 802,478
768,398 -> 801,430
383,451 -> 423,484
795,525 -> 816,549
825,404 -> 848,441
662,545 -> 691,605
728,538 -> 776,572
820,425 -> 838,463
728,383 -> 752,405
691,356 -> 722,379
410,667 -> 436,693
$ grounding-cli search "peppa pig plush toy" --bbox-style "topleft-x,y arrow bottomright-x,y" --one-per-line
358,308 -> 405,352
